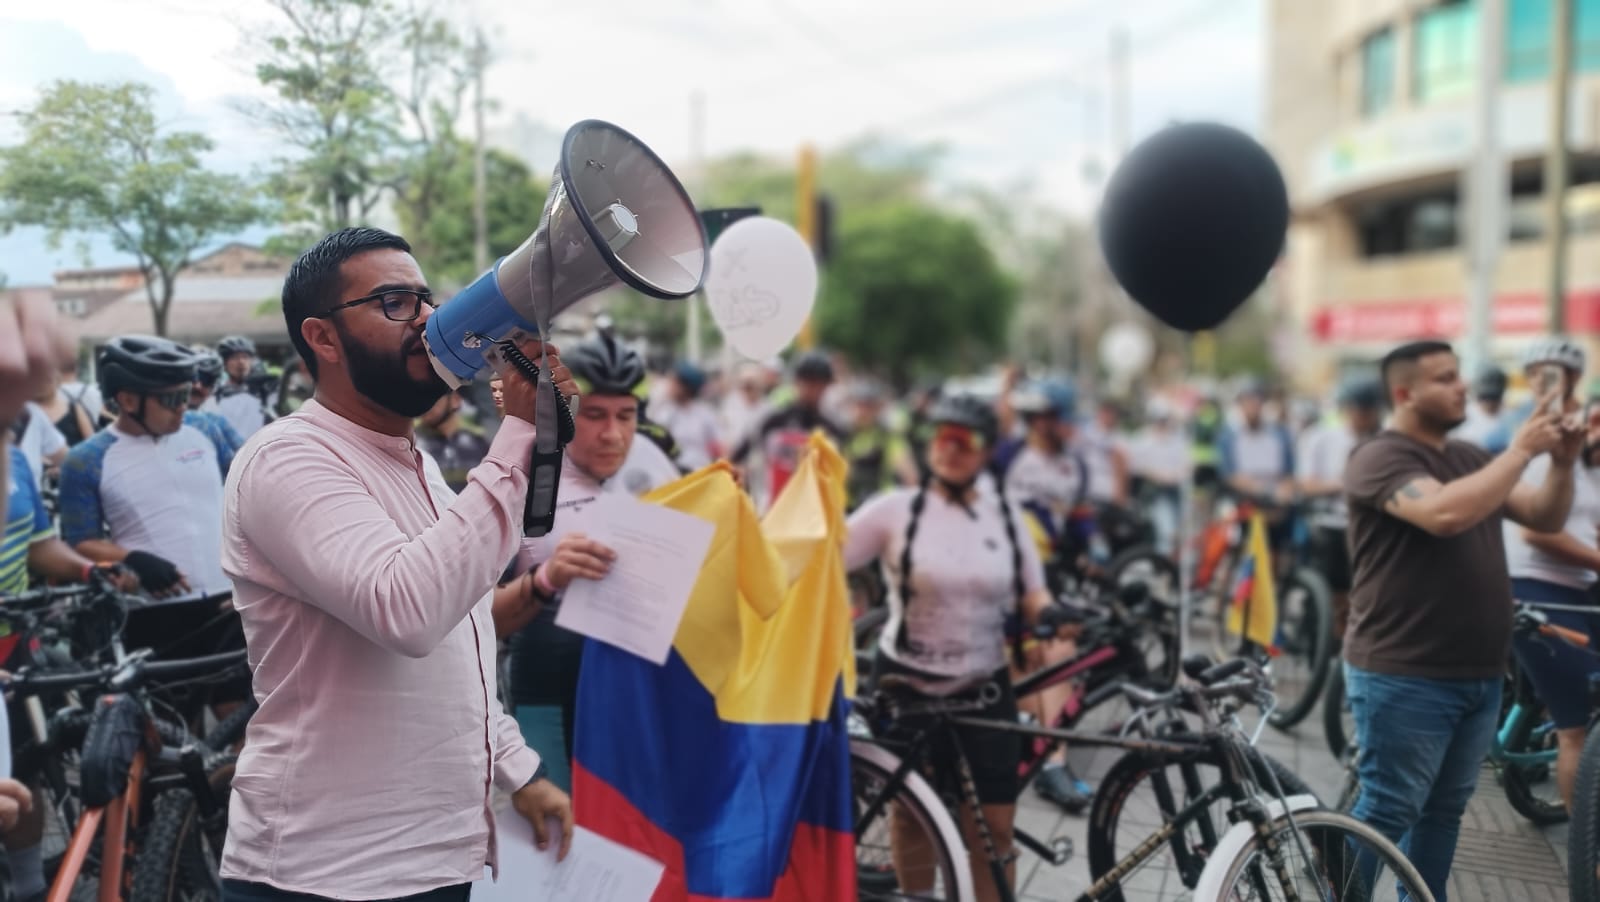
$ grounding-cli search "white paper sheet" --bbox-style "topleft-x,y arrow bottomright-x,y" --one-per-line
556,492 -> 714,665
479,810 -> 665,902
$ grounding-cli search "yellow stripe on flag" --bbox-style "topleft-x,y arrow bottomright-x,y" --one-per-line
1224,512 -> 1278,650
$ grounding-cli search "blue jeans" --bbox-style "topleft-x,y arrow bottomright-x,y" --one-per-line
1345,663 -> 1502,902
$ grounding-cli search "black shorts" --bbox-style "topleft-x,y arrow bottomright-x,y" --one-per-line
872,655 -> 1020,805
1309,525 -> 1352,594
122,597 -> 252,705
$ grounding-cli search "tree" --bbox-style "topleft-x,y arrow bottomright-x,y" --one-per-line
395,143 -> 546,288
815,204 -> 1016,387
0,81 -> 264,336
245,0 -> 485,246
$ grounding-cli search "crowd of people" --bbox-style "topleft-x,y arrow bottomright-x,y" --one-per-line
6,224 -> 1600,902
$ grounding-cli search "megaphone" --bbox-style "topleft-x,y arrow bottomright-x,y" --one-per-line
423,120 -> 708,536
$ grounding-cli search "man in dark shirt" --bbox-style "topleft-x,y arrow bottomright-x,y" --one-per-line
728,351 -> 846,505
1343,339 -> 1577,900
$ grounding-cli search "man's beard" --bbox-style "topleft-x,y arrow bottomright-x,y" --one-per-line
333,320 -> 448,418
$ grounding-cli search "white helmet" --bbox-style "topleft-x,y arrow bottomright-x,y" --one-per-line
1523,336 -> 1587,373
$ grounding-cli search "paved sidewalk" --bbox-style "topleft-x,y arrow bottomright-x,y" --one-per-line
1010,699 -> 1571,900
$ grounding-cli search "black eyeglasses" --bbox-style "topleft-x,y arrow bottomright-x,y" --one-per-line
314,289 -> 437,323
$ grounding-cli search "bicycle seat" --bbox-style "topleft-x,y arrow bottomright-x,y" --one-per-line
877,671 -> 999,702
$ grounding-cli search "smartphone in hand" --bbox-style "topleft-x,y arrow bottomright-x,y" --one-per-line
1533,362 -> 1565,416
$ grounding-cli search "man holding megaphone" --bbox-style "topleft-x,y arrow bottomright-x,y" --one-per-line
219,228 -> 579,902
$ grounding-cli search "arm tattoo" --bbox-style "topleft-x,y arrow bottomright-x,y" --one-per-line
1388,480 -> 1425,506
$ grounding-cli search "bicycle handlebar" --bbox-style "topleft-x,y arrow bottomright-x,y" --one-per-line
7,648 -> 250,696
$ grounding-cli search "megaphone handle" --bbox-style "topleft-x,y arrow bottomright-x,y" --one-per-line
524,443 -> 565,537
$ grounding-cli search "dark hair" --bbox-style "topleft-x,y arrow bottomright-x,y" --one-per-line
281,227 -> 413,379
1379,340 -> 1454,398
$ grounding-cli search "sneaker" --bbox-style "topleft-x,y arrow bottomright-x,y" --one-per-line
1036,762 -> 1093,815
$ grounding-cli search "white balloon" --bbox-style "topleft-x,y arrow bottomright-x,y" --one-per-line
1099,322 -> 1155,376
704,217 -> 818,360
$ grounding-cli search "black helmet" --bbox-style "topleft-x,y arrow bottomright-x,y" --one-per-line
1337,378 -> 1384,410
565,332 -> 647,398
193,351 -> 224,388
1474,365 -> 1508,401
98,335 -> 198,400
928,393 -> 999,447
792,350 -> 834,383
217,335 -> 256,360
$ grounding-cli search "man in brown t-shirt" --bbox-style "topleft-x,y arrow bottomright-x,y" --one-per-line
1343,339 -> 1578,900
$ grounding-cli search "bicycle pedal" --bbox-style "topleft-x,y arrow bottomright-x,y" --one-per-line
1047,836 -> 1074,866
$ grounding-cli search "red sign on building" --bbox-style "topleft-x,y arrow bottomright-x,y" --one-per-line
1311,290 -> 1600,344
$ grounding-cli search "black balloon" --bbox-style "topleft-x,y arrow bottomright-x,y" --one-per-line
1098,122 -> 1289,333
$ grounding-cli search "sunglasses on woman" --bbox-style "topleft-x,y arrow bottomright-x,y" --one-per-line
932,424 -> 988,453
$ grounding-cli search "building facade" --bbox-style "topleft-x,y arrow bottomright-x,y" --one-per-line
1267,0 -> 1600,392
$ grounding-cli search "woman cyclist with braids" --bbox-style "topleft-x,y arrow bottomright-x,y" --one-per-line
844,393 -> 1057,902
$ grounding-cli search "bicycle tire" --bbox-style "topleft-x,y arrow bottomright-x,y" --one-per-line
1085,744 -> 1315,902
1320,660 -> 1350,760
1500,705 -> 1567,826
850,740 -> 974,902
1568,721 -> 1600,902
1201,808 -> 1434,901
200,700 -> 256,751
1106,545 -> 1181,608
1266,567 -> 1334,730
128,755 -> 235,902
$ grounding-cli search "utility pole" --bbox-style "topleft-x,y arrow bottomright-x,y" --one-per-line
1544,0 -> 1573,332
1110,26 -> 1131,158
795,143 -> 819,351
686,90 -> 707,362
471,30 -> 490,274
1464,0 -> 1507,379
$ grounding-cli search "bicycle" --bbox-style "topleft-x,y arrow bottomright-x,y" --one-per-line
6,648 -> 248,902
850,653 -> 1431,901
1331,603 -> 1592,826
1183,487 -> 1334,732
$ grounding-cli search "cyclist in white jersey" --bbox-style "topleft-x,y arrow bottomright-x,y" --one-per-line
491,332 -> 681,793
215,335 -> 273,439
846,394 -> 1057,902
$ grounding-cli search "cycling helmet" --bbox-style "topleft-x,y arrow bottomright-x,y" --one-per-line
566,332 -> 647,397
928,393 -> 999,447
97,335 -> 198,399
1474,365 -> 1509,401
1337,378 -> 1385,410
673,360 -> 707,396
1523,336 -> 1587,374
193,351 -> 224,389
792,350 -> 835,383
216,335 -> 256,360
1013,378 -> 1076,419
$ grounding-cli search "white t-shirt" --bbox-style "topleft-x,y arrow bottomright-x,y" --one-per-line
844,487 -> 1046,680
1505,456 -> 1600,589
16,402 -> 67,486
1128,429 -> 1190,485
59,382 -> 104,423
650,398 -> 722,470
217,391 -> 269,440
1004,443 -> 1088,534
1296,424 -> 1359,528
514,439 -> 682,572
58,423 -> 229,597
1076,424 -> 1123,503
1453,403 -> 1507,450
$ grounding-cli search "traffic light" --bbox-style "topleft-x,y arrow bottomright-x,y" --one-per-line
813,194 -> 834,264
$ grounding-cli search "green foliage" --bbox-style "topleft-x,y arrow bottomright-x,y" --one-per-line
0,80 -> 264,335
696,139 -> 937,219
395,143 -> 547,287
815,204 -> 1016,387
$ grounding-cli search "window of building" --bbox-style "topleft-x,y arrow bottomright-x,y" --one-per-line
1361,27 -> 1398,117
1506,0 -> 1600,82
1414,0 -> 1478,104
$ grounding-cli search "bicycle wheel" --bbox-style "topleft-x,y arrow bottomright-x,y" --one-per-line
850,740 -> 974,902
1200,808 -> 1433,902
1085,744 -> 1315,902
1569,721 -> 1600,902
1107,545 -> 1181,609
1500,703 -> 1567,826
1266,568 -> 1334,730
1321,660 -> 1352,760
128,755 -> 234,902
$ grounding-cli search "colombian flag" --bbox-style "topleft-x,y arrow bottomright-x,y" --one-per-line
1225,511 -> 1278,652
572,433 -> 856,901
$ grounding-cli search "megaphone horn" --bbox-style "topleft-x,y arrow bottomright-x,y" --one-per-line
422,120 -> 708,536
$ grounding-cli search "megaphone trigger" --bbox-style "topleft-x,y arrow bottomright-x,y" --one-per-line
493,338 -> 577,446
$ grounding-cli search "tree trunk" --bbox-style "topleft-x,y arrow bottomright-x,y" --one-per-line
148,270 -> 174,337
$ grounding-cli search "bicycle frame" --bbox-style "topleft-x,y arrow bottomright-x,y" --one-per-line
48,748 -> 146,902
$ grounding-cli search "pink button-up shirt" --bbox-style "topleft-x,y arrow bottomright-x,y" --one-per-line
219,399 -> 540,899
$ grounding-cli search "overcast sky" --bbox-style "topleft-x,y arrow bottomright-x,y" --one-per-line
0,0 -> 1263,284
